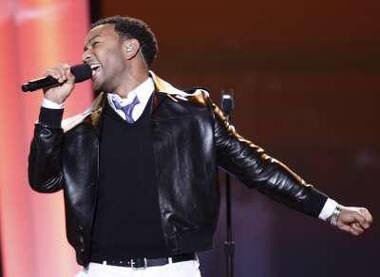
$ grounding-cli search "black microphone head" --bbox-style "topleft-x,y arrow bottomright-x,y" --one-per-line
221,91 -> 234,116
70,64 -> 92,82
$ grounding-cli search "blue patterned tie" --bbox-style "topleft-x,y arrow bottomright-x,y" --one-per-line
112,96 -> 140,123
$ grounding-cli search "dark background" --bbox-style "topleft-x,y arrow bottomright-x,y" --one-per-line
91,1 -> 380,277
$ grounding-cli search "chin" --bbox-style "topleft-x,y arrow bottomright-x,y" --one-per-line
92,83 -> 101,93
96,83 -> 114,94
94,87 -> 103,95
93,79 -> 107,93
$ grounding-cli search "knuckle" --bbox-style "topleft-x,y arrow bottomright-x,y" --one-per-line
46,68 -> 56,74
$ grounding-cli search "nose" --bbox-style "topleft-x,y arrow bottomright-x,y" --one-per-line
82,49 -> 92,63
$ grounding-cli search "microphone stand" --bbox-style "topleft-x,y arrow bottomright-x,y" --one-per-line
221,91 -> 235,277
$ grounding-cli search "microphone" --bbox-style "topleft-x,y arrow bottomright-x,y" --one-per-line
221,90 -> 235,118
21,64 -> 92,92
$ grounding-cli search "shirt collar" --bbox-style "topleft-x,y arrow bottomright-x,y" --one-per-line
107,77 -> 154,108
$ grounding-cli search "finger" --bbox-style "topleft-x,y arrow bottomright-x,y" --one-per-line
45,69 -> 62,82
338,217 -> 364,236
359,208 -> 373,225
352,212 -> 368,229
340,224 -> 361,236
338,224 -> 352,233
348,224 -> 362,236
351,222 -> 364,233
57,65 -> 68,83
46,67 -> 65,84
350,228 -> 361,236
63,64 -> 75,83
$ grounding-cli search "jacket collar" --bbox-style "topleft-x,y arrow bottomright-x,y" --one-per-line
62,71 -> 192,132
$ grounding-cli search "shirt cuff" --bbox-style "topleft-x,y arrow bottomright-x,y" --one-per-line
42,98 -> 65,109
318,198 -> 338,221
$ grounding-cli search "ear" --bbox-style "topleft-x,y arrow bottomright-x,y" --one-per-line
123,38 -> 140,60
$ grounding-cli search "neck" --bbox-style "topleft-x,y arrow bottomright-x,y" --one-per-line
113,66 -> 149,98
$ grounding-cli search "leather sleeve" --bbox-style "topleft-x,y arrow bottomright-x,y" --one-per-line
212,102 -> 328,217
28,109 -> 65,193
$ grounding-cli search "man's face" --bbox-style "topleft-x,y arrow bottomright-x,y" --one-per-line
82,24 -> 127,92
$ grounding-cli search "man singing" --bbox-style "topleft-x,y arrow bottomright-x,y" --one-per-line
28,16 -> 373,277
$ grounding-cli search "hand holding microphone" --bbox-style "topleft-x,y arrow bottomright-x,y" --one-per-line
21,63 -> 92,104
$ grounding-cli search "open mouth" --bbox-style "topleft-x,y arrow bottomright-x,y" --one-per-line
90,64 -> 102,79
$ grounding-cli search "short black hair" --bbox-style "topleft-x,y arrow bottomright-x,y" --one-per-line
91,16 -> 158,67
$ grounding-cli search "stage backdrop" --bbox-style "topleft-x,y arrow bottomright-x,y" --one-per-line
0,0 -> 92,276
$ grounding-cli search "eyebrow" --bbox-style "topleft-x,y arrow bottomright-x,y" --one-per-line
83,35 -> 101,51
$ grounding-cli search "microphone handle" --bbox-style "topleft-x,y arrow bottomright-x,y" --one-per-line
21,76 -> 58,92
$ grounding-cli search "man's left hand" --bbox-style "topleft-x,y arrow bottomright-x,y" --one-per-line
336,206 -> 373,236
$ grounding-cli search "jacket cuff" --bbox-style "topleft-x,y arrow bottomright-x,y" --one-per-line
38,107 -> 64,128
304,187 -> 328,218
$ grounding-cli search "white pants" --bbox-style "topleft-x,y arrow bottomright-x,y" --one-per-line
75,260 -> 202,277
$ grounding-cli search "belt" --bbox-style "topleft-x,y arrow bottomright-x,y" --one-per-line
92,253 -> 196,269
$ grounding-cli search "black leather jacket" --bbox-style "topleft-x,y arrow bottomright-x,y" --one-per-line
28,81 -> 327,266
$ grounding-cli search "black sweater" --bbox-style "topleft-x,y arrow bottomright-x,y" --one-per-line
90,99 -> 169,260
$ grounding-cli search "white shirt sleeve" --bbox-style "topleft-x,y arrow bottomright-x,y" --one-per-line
42,98 -> 65,109
318,198 -> 338,221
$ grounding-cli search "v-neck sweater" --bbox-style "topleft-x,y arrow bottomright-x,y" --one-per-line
90,98 -> 169,260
